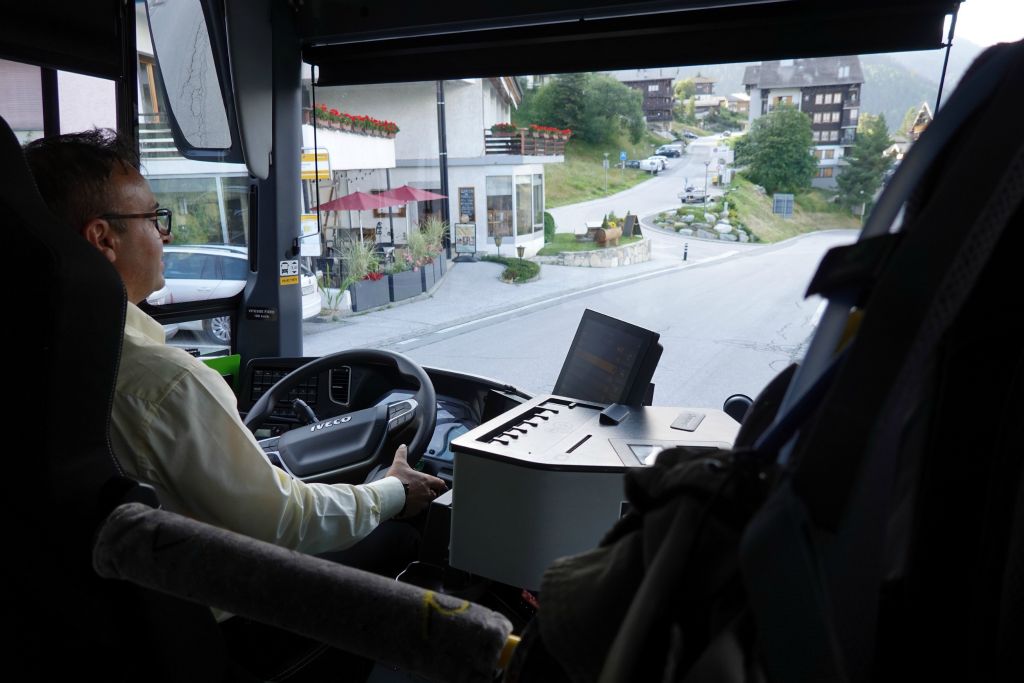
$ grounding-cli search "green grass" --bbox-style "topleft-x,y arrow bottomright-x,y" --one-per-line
725,175 -> 861,242
537,232 -> 642,255
479,255 -> 540,282
545,133 -> 664,209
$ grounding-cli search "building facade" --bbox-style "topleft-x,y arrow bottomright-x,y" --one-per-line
743,56 -> 863,188
620,77 -> 674,124
315,77 -> 560,258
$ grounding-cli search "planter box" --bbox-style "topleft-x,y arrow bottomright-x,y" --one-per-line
389,269 -> 424,302
349,277 -> 389,312
421,260 -> 437,291
438,255 -> 447,275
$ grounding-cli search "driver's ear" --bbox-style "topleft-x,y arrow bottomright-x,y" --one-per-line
80,218 -> 119,264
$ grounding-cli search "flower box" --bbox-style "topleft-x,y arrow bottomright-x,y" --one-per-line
349,276 -> 390,312
389,269 -> 424,302
421,260 -> 437,290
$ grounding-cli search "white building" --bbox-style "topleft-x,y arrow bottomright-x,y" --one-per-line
315,77 -> 563,257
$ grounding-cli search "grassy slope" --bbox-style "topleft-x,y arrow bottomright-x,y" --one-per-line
726,175 -> 861,241
545,133 -> 664,208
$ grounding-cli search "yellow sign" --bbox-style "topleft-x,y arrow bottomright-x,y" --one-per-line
301,214 -> 318,237
280,275 -> 299,286
300,149 -> 330,180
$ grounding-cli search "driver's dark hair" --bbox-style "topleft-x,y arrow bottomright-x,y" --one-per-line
23,128 -> 140,234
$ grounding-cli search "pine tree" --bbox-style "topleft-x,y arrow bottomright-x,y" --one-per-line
836,114 -> 894,216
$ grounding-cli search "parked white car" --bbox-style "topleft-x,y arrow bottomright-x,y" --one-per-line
160,244 -> 321,344
638,157 -> 664,173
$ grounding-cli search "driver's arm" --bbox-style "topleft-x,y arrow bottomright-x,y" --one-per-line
110,345 -> 406,556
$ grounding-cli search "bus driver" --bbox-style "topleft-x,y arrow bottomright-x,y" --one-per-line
25,129 -> 447,570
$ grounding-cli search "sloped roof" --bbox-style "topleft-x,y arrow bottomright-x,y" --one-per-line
742,56 -> 863,88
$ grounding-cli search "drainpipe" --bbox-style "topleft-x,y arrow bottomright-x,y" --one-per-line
436,80 -> 452,258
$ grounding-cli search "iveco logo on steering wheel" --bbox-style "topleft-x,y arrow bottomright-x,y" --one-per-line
310,416 -> 352,432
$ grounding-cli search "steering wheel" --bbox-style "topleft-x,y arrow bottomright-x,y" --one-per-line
244,349 -> 436,482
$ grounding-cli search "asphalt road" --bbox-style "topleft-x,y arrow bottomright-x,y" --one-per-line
548,135 -> 732,233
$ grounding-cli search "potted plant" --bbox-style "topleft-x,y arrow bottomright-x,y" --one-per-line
490,122 -> 518,135
341,241 -> 388,312
421,216 -> 448,277
388,250 -> 424,302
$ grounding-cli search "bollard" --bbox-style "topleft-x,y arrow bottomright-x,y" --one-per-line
683,243 -> 688,261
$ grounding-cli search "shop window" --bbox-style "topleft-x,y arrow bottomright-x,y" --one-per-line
533,174 -> 544,231
516,176 -> 532,236
486,176 -> 513,238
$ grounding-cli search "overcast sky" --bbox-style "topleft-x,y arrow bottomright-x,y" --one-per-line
955,0 -> 1023,46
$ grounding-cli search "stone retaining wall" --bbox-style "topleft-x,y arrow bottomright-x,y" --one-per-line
534,238 -> 651,268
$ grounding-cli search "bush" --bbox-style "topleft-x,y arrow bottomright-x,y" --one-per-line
480,255 -> 540,282
543,211 -> 556,243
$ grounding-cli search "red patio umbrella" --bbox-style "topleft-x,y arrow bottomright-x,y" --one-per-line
317,190 -> 397,212
317,191 -> 399,243
376,185 -> 448,241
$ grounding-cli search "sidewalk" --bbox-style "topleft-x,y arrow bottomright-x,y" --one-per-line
302,227 -> 748,355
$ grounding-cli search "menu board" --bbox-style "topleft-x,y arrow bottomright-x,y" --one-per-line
455,223 -> 476,254
458,187 -> 476,223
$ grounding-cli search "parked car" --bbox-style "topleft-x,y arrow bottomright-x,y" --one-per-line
650,155 -> 669,169
625,159 -> 641,168
683,131 -> 699,139
656,145 -> 682,157
721,130 -> 732,137
638,158 -> 661,173
679,187 -> 707,203
161,244 -> 322,344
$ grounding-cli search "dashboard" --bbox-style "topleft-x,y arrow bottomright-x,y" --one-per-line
238,356 -> 531,485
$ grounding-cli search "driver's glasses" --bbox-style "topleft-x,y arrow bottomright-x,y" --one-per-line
100,208 -> 173,236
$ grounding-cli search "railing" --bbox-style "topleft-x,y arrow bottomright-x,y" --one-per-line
484,130 -> 567,156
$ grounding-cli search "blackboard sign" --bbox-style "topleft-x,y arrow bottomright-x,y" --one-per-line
458,187 -> 476,223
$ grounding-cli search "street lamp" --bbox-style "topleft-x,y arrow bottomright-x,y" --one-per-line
703,159 -> 711,203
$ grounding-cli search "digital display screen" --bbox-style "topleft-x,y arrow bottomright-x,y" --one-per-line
553,310 -> 661,406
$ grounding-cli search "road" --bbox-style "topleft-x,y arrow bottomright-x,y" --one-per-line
390,231 -> 853,408
548,135 -> 732,233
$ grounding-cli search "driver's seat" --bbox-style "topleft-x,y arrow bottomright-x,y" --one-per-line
0,115 -> 236,681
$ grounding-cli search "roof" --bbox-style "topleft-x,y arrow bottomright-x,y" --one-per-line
693,75 -> 715,83
742,56 -> 864,89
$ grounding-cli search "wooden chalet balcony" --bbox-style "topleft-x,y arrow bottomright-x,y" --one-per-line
484,130 -> 567,156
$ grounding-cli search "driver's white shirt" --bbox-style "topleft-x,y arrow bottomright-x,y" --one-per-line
109,302 -> 405,555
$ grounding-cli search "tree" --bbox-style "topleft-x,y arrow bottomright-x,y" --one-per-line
673,78 -> 697,123
898,105 -> 918,137
523,73 -> 645,145
836,113 -> 894,216
735,104 -> 816,194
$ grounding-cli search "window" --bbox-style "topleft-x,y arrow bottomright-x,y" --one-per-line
813,112 -> 823,123
824,149 -> 835,159
823,93 -> 832,104
817,167 -> 834,178
833,91 -> 842,104
815,93 -> 823,105
831,111 -> 841,123
838,65 -> 850,78
533,174 -> 544,231
648,84 -> 658,92
850,108 -> 859,122
516,175 -> 532,236
813,131 -> 821,141
829,130 -> 838,141
486,176 -> 513,238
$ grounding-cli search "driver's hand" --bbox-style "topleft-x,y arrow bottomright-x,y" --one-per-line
386,445 -> 447,519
